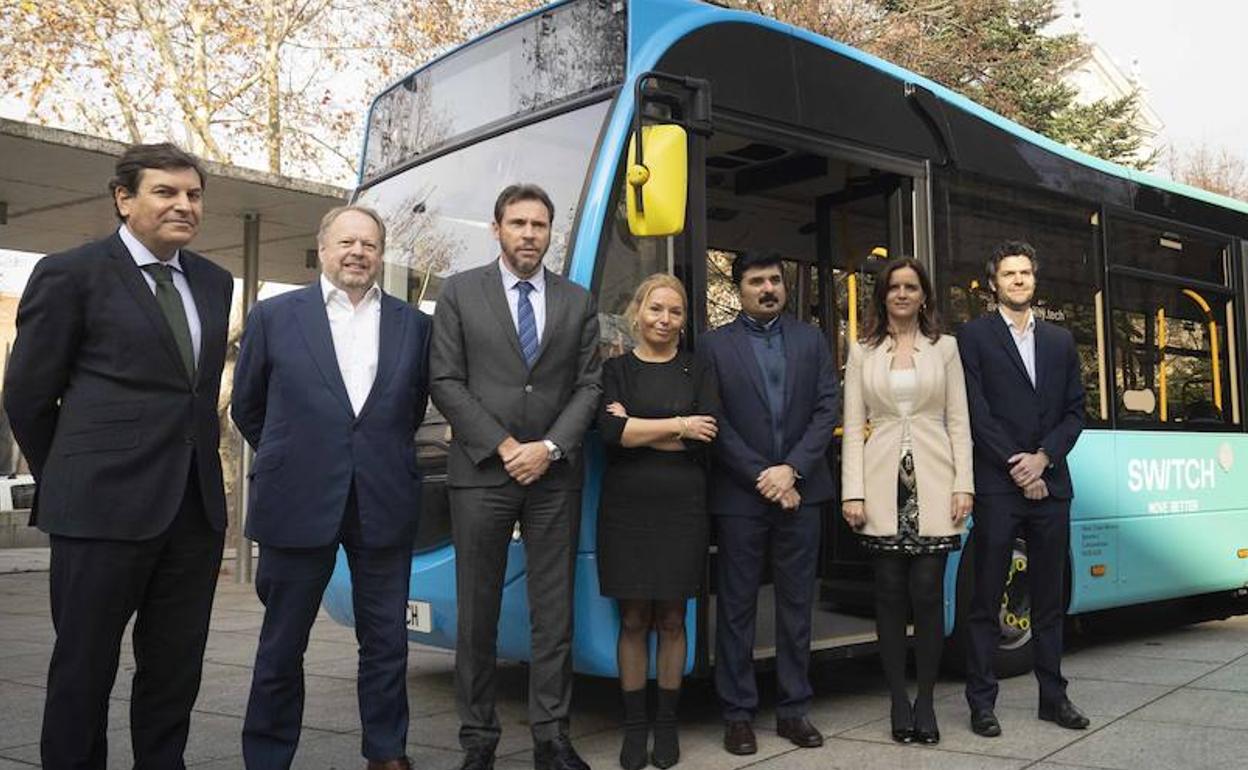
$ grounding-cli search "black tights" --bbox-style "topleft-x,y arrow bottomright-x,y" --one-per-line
618,599 -> 688,691
874,553 -> 948,724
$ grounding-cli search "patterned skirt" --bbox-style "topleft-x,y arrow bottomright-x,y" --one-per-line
860,450 -> 962,555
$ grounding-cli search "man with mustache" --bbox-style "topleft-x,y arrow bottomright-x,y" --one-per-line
431,184 -> 601,770
697,251 -> 840,756
233,205 -> 432,769
4,142 -> 234,768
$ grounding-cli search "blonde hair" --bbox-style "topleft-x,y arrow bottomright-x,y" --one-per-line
625,273 -> 689,331
317,204 -> 387,252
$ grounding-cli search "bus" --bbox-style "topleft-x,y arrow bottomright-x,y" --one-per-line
321,0 -> 1248,679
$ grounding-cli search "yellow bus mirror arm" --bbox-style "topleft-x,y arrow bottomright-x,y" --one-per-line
627,163 -> 651,213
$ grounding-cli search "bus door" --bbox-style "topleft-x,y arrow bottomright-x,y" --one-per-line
691,113 -> 930,662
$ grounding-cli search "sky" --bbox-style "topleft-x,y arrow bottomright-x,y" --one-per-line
1054,0 -> 1248,157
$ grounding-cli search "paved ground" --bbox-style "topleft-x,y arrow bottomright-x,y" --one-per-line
3,555 -> 1248,769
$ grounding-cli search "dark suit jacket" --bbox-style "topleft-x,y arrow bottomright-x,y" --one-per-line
231,284 -> 432,549
958,312 -> 1085,500
700,315 -> 840,516
3,232 -> 233,539
429,261 -> 601,489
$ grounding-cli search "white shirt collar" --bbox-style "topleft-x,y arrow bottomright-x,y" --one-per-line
999,306 -> 1035,335
498,257 -> 546,293
119,224 -> 184,273
320,273 -> 380,306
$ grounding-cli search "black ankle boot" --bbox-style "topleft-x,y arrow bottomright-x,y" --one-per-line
890,698 -> 914,744
619,688 -> 649,770
651,687 -> 680,768
913,696 -> 940,744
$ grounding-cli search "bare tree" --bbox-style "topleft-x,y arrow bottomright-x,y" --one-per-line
1166,143 -> 1248,202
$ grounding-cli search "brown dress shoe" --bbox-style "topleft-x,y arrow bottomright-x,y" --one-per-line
776,716 -> 824,748
723,720 -> 757,755
367,758 -> 412,770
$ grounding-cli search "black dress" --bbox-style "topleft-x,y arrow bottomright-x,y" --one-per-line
597,351 -> 718,600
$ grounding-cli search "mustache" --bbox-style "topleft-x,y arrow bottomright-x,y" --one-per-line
758,293 -> 780,304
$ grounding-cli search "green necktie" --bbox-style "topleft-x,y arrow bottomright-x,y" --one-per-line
143,263 -> 196,379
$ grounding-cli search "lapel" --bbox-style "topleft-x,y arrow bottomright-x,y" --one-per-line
480,262 -> 526,365
108,233 -> 191,384
865,339 -> 894,413
293,284 -> 354,417
779,315 -> 800,413
987,311 -> 1035,391
531,268 -> 567,369
726,318 -> 770,407
180,250 -> 217,387
1033,319 -> 1050,395
912,334 -> 936,407
356,292 -> 407,422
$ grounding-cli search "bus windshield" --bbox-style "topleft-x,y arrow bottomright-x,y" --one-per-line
361,0 -> 625,181
357,100 -> 613,310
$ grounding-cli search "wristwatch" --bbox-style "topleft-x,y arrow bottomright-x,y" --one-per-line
543,439 -> 564,461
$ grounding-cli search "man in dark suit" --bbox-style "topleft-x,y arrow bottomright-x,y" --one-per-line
232,205 -> 432,769
959,239 -> 1088,737
3,143 -> 233,769
430,184 -> 601,770
699,251 -> 839,756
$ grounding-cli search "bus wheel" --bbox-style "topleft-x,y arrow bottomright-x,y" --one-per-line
946,535 -> 1035,679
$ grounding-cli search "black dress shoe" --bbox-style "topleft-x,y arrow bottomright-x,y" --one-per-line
460,747 -> 495,770
1039,698 -> 1090,730
776,717 -> 824,748
723,720 -> 757,755
970,708 -> 1002,737
534,735 -> 590,770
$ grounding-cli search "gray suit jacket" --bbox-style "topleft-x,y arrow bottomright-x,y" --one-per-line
430,260 -> 602,489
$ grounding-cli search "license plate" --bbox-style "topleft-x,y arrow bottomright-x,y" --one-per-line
406,600 -> 432,633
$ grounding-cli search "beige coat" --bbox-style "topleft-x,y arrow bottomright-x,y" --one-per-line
841,334 -> 974,537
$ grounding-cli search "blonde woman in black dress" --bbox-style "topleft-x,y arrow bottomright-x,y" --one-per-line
842,257 -> 974,745
598,274 -> 718,770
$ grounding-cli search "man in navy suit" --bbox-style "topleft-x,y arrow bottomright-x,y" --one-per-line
5,142 -> 233,769
699,251 -> 839,756
959,240 -> 1088,738
232,205 -> 432,769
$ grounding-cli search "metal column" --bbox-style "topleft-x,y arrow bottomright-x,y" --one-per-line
236,212 -> 260,582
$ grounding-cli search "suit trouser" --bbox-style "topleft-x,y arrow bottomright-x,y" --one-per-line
42,469 -> 222,770
714,504 -> 820,721
450,482 -> 581,750
965,493 -> 1070,712
242,489 -> 411,769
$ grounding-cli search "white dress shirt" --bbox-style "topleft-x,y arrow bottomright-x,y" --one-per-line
321,274 -> 381,415
119,225 -> 203,363
499,257 -> 547,344
1000,306 -> 1037,387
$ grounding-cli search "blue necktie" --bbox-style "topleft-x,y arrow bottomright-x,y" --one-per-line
516,281 -> 539,367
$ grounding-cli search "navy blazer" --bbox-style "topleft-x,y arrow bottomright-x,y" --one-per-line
699,315 -> 840,516
3,233 -> 233,540
231,284 -> 432,549
958,312 -> 1085,500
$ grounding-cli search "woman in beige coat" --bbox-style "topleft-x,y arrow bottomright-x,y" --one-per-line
842,257 -> 974,745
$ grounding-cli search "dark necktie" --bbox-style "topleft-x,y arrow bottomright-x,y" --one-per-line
516,280 -> 539,367
143,263 -> 196,379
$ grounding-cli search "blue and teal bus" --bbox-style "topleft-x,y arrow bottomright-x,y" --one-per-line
322,0 -> 1248,679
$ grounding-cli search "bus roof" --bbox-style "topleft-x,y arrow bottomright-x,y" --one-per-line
362,0 -> 1248,220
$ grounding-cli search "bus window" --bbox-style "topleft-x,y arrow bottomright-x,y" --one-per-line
937,175 -> 1108,425
1106,218 -> 1238,429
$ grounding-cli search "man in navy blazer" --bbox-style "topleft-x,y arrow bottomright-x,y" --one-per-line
959,240 -> 1088,738
232,205 -> 432,770
5,143 -> 233,769
699,252 -> 839,756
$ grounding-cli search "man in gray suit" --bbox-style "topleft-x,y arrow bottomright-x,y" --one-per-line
430,184 -> 602,770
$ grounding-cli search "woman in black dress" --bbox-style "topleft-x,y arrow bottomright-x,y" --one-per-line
598,274 -> 718,770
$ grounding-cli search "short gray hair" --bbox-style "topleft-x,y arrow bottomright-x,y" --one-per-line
317,205 -> 387,252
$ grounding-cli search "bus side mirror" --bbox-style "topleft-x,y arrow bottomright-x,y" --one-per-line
625,124 -> 687,237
